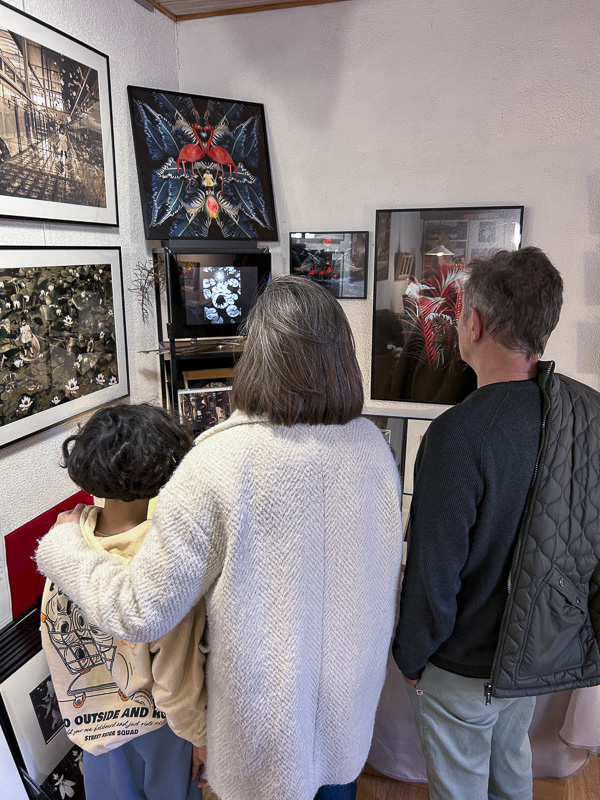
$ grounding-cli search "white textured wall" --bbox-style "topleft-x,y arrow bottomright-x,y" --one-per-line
3,0 -> 600,533
177,0 -> 600,414
0,0 -> 177,534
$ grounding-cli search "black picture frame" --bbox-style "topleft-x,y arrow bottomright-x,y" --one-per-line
128,85 -> 278,241
0,650 -> 72,786
161,248 -> 271,340
289,231 -> 368,299
0,246 -> 129,448
371,206 -> 524,405
0,0 -> 118,226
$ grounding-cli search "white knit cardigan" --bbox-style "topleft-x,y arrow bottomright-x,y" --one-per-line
37,412 -> 404,800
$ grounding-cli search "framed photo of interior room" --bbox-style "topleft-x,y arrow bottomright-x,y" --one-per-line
0,247 -> 129,448
128,85 -> 278,241
0,1 -> 118,226
290,231 -> 368,299
371,206 -> 524,405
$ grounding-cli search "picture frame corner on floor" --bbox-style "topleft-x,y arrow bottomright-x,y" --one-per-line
0,246 -> 128,449
0,1 -> 118,226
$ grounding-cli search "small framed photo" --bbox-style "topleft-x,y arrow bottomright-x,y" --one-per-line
178,386 -> 233,434
0,1 -> 118,226
0,650 -> 71,785
0,247 -> 129,448
290,231 -> 368,299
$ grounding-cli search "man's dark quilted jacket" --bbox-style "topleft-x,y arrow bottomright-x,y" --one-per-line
492,361 -> 600,697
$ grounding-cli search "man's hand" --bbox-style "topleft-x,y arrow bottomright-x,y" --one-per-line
191,744 -> 208,788
56,503 -> 86,526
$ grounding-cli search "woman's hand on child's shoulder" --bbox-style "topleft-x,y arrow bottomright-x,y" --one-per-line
56,503 -> 86,526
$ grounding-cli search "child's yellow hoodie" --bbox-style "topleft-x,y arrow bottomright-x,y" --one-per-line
40,506 -> 207,755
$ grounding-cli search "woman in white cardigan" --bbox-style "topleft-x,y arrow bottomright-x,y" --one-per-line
37,276 -> 404,800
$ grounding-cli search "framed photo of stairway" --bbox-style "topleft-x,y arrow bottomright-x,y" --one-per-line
128,85 -> 278,240
0,0 -> 118,226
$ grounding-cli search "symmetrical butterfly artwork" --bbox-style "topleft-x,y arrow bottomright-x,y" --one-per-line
128,86 -> 278,241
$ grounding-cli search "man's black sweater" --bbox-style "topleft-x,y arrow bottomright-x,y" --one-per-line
393,379 -> 542,680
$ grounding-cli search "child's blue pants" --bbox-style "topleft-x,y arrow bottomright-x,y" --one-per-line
82,723 -> 202,800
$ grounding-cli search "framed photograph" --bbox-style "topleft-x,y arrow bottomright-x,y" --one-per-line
402,418 -> 431,495
290,231 -> 368,299
178,386 -> 233,434
40,745 -> 85,800
0,651 -> 71,785
0,247 -> 129,448
363,414 -> 406,471
371,206 -> 523,404
128,85 -> 277,241
0,1 -> 117,226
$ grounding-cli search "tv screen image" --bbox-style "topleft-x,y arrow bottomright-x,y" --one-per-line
157,249 -> 271,340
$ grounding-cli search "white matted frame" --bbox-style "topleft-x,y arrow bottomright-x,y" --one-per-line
0,650 -> 71,785
0,1 -> 118,226
0,247 -> 128,448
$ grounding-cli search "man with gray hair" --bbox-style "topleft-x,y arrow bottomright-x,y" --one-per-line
393,247 -> 600,799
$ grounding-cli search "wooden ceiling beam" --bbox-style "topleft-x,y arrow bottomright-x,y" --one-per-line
151,0 -> 351,22
142,0 -> 178,21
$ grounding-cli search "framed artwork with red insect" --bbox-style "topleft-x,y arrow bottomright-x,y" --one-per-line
289,231 -> 368,299
371,206 -> 524,405
128,86 -> 278,241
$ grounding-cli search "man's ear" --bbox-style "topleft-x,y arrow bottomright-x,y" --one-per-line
470,307 -> 484,342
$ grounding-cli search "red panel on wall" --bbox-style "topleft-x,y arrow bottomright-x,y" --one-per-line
5,491 -> 93,620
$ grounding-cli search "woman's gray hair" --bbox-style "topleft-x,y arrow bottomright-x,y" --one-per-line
233,275 -> 364,425
462,247 -> 563,360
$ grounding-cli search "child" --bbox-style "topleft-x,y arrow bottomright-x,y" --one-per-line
40,403 -> 206,800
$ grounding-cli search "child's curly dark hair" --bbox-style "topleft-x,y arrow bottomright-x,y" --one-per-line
62,403 -> 193,501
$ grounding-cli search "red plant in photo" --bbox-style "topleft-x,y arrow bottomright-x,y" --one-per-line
402,262 -> 465,370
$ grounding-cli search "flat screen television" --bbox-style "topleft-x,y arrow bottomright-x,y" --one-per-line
164,250 -> 271,339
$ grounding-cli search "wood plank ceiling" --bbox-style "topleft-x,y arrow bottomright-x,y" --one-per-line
145,0 -> 353,22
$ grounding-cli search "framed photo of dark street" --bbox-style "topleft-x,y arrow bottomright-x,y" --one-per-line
0,1 -> 118,225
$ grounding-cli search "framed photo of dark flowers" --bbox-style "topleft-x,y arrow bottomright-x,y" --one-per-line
0,247 -> 128,448
0,1 -> 118,226
128,85 -> 278,241
290,231 -> 368,299
371,206 -> 523,405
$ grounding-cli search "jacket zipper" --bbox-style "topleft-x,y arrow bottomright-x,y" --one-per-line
484,363 -> 554,705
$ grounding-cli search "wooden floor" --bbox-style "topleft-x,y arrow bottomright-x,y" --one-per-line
357,755 -> 600,800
